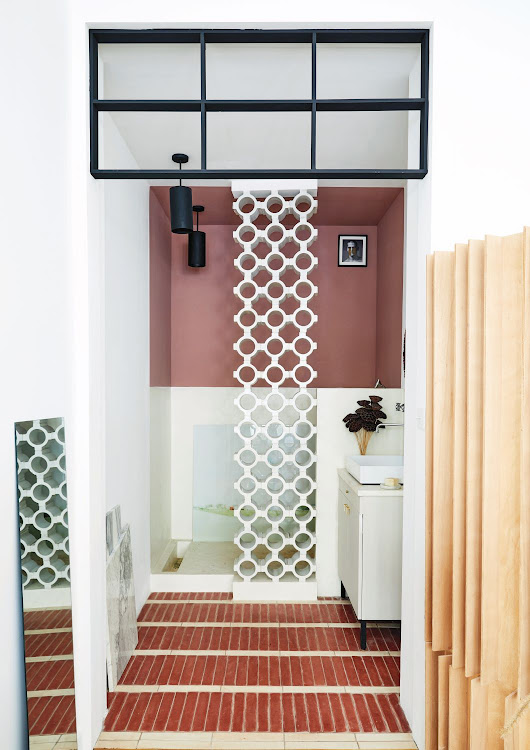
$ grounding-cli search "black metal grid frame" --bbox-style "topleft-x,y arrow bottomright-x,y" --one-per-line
89,28 -> 429,180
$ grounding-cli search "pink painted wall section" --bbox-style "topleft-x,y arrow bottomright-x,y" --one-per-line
312,226 -> 378,387
375,192 -> 405,388
149,187 -> 404,388
170,226 -> 240,387
149,190 -> 172,386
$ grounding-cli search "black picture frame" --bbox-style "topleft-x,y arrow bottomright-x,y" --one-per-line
338,234 -> 368,267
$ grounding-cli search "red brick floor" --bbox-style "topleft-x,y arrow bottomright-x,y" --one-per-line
28,694 -> 76,735
26,658 -> 75,691
104,690 -> 408,734
104,594 -> 409,735
24,607 -> 76,736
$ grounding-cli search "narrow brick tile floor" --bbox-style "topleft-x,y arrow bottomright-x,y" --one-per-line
103,594 -> 410,737
24,607 -> 77,737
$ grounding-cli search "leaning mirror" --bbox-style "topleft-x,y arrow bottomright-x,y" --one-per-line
16,418 -> 77,749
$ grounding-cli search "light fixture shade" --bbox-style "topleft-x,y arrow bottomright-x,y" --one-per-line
188,230 -> 206,267
169,185 -> 193,234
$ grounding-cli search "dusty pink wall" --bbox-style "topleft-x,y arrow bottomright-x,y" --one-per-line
170,226 -> 240,387
312,226 -> 378,387
149,191 -> 172,386
375,192 -> 404,387
169,224 -> 378,387
149,187 -> 404,388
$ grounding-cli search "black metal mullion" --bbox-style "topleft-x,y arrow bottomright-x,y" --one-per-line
92,28 -> 427,45
94,98 -> 424,113
420,31 -> 429,172
206,100 -> 312,112
94,100 -> 202,112
93,168 -> 427,180
200,32 -> 206,170
310,32 -> 317,170
89,32 -> 99,172
316,98 -> 424,112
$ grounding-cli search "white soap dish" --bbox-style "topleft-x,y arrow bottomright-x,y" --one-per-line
379,482 -> 403,490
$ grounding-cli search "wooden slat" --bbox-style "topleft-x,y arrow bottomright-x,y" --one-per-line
432,252 -> 455,651
426,253 -> 434,643
481,235 -> 504,685
465,239 -> 485,679
448,664 -> 469,748
504,691 -> 518,750
452,243 -> 468,669
487,681 -> 509,750
438,654 -> 453,750
519,227 -> 530,698
498,233 -> 523,689
518,701 -> 530,750
469,677 -> 488,750
426,642 -> 439,750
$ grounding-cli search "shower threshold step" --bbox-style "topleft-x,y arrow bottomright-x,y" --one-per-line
233,574 -> 317,602
151,542 -> 238,594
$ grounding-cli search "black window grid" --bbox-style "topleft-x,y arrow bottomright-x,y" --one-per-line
89,28 -> 429,180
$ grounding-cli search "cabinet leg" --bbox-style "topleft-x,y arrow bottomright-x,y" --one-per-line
340,581 -> 347,600
360,620 -> 367,650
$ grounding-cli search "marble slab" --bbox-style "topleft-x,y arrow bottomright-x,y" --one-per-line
106,522 -> 138,690
106,505 -> 122,559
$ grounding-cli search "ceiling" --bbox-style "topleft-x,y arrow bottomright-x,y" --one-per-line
98,42 -> 420,178
151,186 -> 403,226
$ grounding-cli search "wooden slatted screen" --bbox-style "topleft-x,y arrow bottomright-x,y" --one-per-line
426,229 -> 530,749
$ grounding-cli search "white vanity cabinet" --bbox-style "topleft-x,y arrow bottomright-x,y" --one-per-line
337,469 -> 403,648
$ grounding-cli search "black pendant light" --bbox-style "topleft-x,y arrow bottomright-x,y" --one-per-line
188,205 -> 206,268
169,153 -> 193,234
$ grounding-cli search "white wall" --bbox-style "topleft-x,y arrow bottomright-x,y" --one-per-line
316,389 -> 404,596
103,115 -> 151,612
1,3 -> 71,748
150,387 -> 172,569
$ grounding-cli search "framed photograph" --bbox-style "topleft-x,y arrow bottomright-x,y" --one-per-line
338,234 -> 368,267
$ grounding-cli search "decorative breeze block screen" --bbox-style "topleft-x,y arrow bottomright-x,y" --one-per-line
16,418 -> 70,590
233,188 -> 318,583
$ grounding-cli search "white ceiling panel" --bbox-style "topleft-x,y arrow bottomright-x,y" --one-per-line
99,43 -> 201,100
317,43 -> 421,99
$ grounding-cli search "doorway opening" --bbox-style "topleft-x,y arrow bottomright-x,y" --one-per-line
90,27 -> 426,750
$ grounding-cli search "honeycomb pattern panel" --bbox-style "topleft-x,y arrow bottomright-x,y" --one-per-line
16,418 -> 70,589
233,188 -> 318,583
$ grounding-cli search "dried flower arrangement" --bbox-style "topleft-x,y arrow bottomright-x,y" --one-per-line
343,396 -> 387,455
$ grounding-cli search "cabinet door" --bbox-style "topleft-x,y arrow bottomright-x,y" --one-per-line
360,496 -> 403,621
337,489 -> 351,593
348,494 -> 361,616
338,488 -> 361,616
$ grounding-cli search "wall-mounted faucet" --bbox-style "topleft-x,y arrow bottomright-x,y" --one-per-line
375,422 -> 404,434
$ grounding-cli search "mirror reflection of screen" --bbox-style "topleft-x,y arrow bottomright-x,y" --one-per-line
16,418 -> 77,747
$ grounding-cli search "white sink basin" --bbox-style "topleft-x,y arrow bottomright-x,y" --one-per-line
345,455 -> 404,485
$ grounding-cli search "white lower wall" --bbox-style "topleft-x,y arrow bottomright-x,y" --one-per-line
316,389 -> 404,596
150,387 -> 172,569
161,387 -> 404,599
